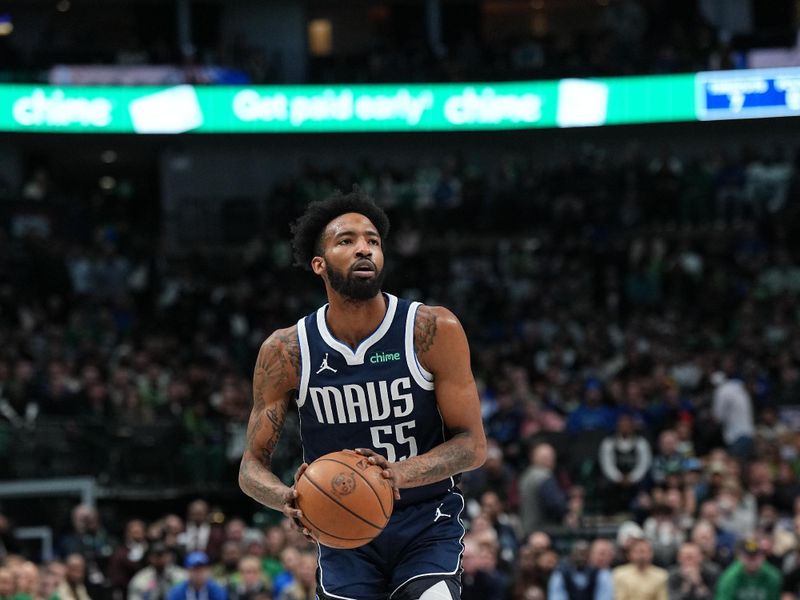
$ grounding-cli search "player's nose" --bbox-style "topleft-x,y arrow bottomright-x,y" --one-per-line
354,238 -> 373,257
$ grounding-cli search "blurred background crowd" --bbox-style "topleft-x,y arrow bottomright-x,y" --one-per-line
1,0 -> 800,598
2,139 -> 800,598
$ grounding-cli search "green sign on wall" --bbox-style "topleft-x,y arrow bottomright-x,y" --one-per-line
0,69 -> 775,134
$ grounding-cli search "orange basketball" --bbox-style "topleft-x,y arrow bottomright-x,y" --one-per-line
295,449 -> 394,549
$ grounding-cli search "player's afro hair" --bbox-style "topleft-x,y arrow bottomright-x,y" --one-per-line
291,187 -> 390,270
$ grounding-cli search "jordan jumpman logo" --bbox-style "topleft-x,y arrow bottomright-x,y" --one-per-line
316,353 -> 337,374
434,503 -> 451,522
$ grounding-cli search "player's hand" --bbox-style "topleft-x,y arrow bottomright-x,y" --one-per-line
354,448 -> 402,501
280,486 -> 302,523
280,474 -> 316,544
291,462 -> 317,542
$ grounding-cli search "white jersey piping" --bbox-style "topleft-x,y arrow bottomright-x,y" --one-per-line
296,317 -> 311,407
316,293 -> 398,366
405,302 -> 435,391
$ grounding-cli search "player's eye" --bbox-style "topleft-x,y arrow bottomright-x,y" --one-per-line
338,238 -> 351,245
368,238 -> 380,246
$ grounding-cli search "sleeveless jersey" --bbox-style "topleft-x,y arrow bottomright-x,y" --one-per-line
295,293 -> 454,507
614,444 -> 637,475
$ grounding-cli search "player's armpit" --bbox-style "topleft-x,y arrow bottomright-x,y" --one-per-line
238,326 -> 302,513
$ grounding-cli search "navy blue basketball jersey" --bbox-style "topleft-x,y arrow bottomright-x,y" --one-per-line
295,293 -> 454,507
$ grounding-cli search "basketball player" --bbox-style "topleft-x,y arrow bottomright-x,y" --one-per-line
239,189 -> 487,600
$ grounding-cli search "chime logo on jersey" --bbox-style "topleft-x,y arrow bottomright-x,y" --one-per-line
369,350 -> 400,364
308,376 -> 414,424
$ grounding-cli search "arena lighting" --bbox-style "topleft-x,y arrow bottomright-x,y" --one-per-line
98,176 -> 116,191
0,67 -> 798,134
308,18 -> 333,57
56,0 -> 71,13
0,14 -> 13,36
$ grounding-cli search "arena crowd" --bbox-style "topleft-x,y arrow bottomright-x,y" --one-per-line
1,141 -> 800,599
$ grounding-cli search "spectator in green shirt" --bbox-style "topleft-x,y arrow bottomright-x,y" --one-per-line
715,538 -> 782,600
260,526 -> 287,582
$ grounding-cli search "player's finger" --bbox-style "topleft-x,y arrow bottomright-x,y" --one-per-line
283,504 -> 303,520
354,447 -> 376,456
367,455 -> 389,468
293,463 -> 309,483
379,468 -> 401,500
301,528 -> 317,543
386,477 -> 401,500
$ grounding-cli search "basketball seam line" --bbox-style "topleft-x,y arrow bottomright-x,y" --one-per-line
300,511 -> 375,541
304,471 -> 386,530
321,457 -> 393,520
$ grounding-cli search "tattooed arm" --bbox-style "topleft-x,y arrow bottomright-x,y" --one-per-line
238,326 -> 302,515
357,305 -> 487,496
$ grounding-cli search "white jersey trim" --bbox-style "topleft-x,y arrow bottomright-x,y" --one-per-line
316,293 -> 398,366
296,317 -> 311,408
405,302 -> 435,391
388,491 -> 466,599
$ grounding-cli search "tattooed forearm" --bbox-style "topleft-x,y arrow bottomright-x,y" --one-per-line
239,395 -> 291,510
398,434 -> 477,488
414,306 -> 438,354
239,457 -> 289,510
245,410 -> 264,450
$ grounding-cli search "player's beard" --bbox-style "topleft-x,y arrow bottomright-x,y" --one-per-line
326,261 -> 386,301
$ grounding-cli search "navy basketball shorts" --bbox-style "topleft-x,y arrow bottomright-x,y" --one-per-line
316,490 -> 465,600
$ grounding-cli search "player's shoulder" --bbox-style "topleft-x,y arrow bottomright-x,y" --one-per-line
256,325 -> 301,380
413,301 -> 460,322
413,304 -> 464,354
260,324 -> 299,352
414,304 -> 462,332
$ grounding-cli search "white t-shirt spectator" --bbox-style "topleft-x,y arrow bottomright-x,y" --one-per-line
712,378 -> 754,444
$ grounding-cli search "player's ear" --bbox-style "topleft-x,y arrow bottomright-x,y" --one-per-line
311,256 -> 325,275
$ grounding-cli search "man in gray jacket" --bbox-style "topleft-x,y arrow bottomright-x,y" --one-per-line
518,443 -> 568,537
